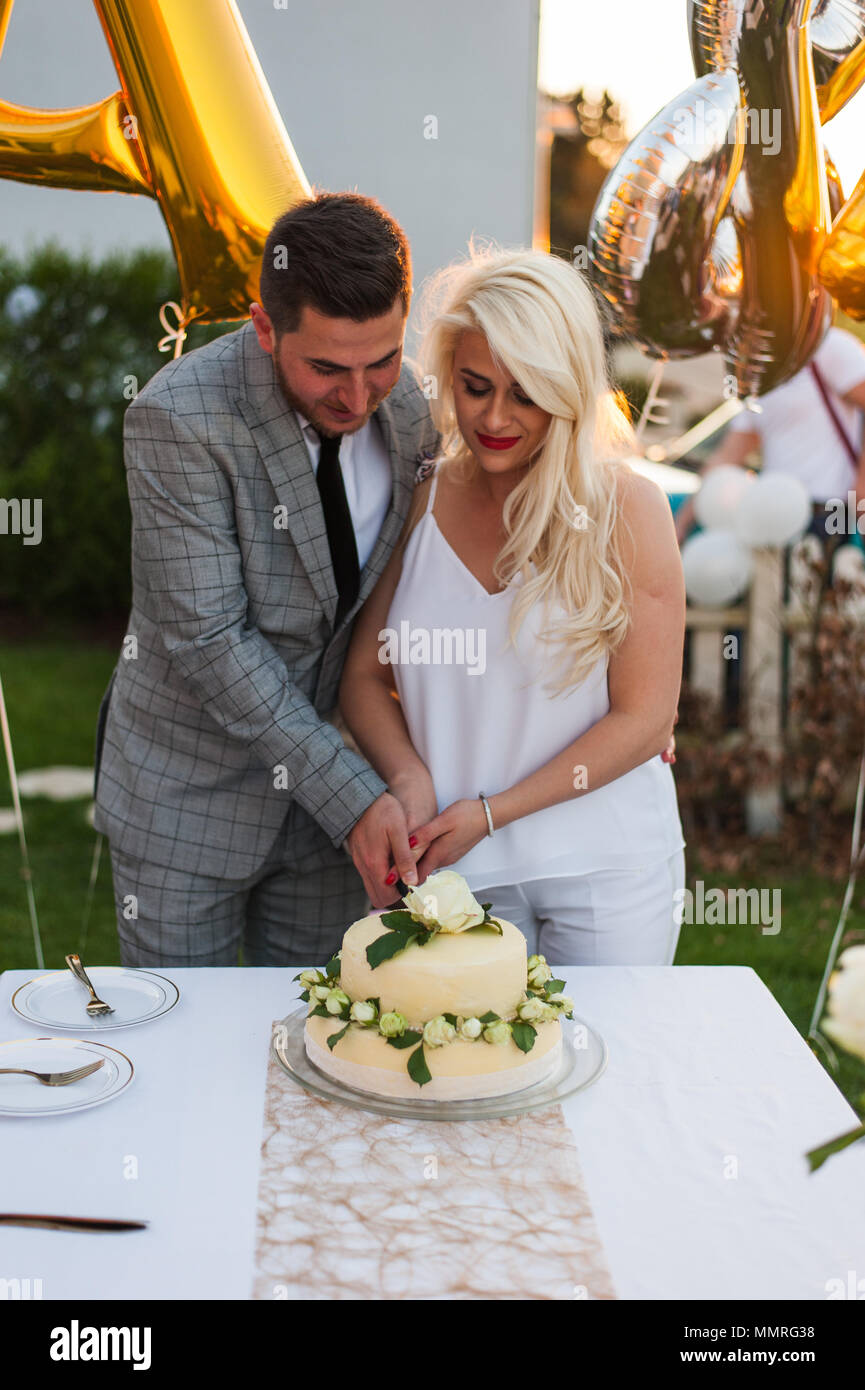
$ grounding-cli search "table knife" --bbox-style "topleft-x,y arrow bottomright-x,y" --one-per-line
0,1213 -> 148,1232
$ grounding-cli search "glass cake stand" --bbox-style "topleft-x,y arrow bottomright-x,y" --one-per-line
270,1004 -> 608,1122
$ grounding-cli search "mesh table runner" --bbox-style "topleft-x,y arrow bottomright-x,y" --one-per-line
253,1033 -> 616,1300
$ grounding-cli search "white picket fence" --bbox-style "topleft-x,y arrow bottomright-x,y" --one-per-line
686,542 -> 865,834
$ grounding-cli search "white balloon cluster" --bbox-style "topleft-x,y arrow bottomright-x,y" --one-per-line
681,465 -> 811,607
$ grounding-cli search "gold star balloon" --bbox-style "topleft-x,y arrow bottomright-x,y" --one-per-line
0,0 -> 311,332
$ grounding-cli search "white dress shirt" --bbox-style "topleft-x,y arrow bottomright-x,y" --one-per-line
294,410 -> 392,570
726,327 -> 865,500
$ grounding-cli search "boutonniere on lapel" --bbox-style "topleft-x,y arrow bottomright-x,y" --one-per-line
414,447 -> 438,484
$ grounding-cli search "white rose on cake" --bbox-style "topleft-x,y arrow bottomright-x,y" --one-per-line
404,870 -> 485,933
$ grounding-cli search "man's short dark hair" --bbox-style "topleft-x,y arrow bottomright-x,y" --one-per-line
259,192 -> 411,334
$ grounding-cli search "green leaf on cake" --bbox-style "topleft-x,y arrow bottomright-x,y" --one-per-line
326,1023 -> 349,1051
368,998 -> 380,1013
386,1031 -> 422,1050
480,909 -> 504,934
380,910 -> 415,930
545,979 -> 566,996
324,954 -> 341,979
442,1013 -> 459,1027
366,925 -> 422,969
478,1010 -> 500,1023
298,989 -> 310,1002
416,929 -> 435,946
308,1004 -> 332,1020
407,1042 -> 432,1087
511,1021 -> 537,1054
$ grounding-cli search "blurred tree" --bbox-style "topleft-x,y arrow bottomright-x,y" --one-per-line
0,243 -> 234,620
546,88 -> 627,262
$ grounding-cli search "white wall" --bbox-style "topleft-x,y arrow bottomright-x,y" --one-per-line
0,0 -> 539,342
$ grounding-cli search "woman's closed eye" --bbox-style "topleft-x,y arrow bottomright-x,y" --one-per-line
463,381 -> 535,408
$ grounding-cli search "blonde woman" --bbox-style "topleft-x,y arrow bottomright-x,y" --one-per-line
338,248 -> 686,965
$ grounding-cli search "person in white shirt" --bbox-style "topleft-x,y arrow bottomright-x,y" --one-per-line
339,248 -> 686,965
676,326 -> 865,551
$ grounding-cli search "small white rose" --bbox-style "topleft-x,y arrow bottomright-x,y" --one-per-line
299,969 -> 325,990
423,1015 -> 457,1047
547,993 -> 575,1016
379,1011 -> 407,1038
458,1016 -> 483,1040
311,984 -> 331,1001
517,996 -> 547,1023
325,987 -> 350,1015
483,1019 -> 512,1045
350,1000 -> 377,1024
527,960 -> 552,989
404,870 -> 485,933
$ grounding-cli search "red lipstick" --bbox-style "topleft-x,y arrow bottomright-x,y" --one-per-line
477,432 -> 520,450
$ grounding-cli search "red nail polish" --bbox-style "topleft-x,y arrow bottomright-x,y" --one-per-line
409,835 -> 418,847
385,871 -> 397,885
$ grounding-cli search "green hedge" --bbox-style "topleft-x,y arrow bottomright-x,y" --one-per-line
0,243 -> 232,618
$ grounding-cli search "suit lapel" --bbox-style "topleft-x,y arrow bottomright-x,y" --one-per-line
234,324 -> 338,619
357,390 -> 414,607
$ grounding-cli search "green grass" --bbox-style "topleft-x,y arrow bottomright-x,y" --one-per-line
0,638 -> 119,970
675,868 -> 865,1115
0,637 -> 864,1123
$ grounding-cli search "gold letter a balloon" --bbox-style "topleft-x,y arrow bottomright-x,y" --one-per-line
0,0 -> 311,330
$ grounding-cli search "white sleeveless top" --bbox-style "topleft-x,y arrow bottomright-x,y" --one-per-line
385,463 -> 686,891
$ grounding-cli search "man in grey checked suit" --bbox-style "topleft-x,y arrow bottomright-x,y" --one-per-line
93,193 -> 438,966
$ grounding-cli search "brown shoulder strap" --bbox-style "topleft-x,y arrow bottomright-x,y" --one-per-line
809,361 -> 859,465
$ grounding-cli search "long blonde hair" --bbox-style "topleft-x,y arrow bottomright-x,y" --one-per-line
418,245 -> 637,694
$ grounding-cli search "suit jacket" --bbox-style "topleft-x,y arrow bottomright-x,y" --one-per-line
93,320 -> 439,879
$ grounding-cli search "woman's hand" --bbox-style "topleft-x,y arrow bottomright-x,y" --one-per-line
410,798 -> 489,880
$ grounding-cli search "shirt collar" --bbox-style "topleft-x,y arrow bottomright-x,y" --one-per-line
294,409 -> 316,439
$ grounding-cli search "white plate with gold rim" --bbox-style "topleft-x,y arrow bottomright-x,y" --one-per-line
12,967 -> 179,1031
0,1037 -> 134,1117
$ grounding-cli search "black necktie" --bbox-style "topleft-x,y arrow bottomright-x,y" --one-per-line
315,432 -> 360,625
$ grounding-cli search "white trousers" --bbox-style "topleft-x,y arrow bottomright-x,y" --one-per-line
473,849 -> 686,966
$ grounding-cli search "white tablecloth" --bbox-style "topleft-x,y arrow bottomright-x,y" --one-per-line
2,965 -> 863,1300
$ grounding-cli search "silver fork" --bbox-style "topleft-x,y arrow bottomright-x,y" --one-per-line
65,954 -> 114,1016
0,1059 -> 105,1086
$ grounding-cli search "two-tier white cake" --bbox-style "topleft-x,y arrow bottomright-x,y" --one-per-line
298,871 -> 572,1101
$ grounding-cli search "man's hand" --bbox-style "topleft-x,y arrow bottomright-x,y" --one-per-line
347,792 -> 419,909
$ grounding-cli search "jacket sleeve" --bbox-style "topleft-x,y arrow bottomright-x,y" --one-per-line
123,392 -> 387,848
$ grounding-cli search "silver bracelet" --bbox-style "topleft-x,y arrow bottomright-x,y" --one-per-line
478,792 -> 495,837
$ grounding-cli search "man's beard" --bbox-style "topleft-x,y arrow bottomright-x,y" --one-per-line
271,352 -> 387,439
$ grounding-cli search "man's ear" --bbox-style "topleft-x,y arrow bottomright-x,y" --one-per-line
249,302 -> 276,355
